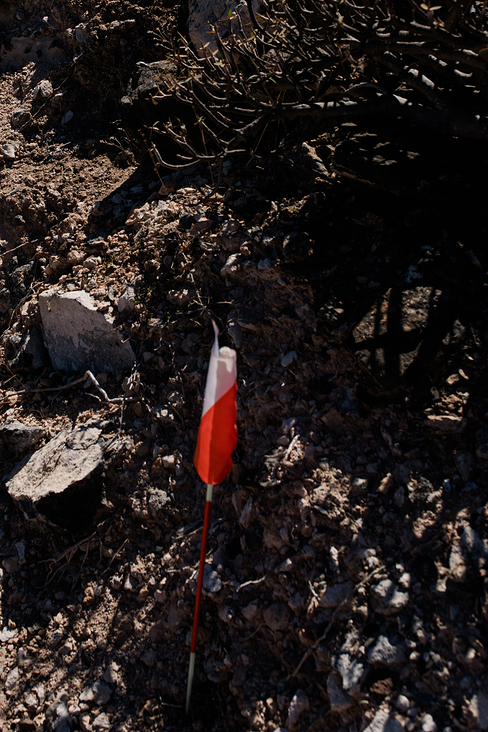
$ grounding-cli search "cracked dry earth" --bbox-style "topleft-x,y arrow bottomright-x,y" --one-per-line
1,2 -> 488,732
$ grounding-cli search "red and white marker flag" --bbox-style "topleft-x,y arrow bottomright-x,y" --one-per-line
186,322 -> 237,715
193,321 -> 237,485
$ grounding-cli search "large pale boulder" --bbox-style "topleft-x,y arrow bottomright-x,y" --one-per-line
5,420 -> 126,529
39,289 -> 135,374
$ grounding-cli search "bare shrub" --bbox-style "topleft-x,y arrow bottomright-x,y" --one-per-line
149,0 -> 488,170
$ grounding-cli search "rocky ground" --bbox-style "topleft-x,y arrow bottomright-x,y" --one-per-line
1,1 -> 488,731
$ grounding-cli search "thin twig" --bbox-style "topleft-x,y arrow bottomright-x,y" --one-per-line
102,538 -> 129,575
235,574 -> 268,591
1,370 -> 137,405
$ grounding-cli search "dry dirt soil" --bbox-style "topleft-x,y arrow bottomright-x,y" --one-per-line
1,2 -> 488,732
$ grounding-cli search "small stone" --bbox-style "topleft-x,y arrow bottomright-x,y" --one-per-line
335,654 -> 366,695
203,565 -> 222,593
79,680 -> 111,706
24,692 -> 38,712
84,256 -> 100,270
5,666 -> 20,693
398,572 -> 411,589
92,712 -> 111,730
61,110 -> 74,125
396,694 -> 410,713
351,477 -> 368,494
189,216 -> 213,236
1,627 -> 17,642
124,573 -> 139,592
221,253 -> 243,277
111,575 -> 122,590
282,231 -> 311,263
10,107 -> 31,127
327,672 -> 353,713
449,526 -> 486,582
67,250 -> 83,266
1,143 -> 20,160
470,691 -> 488,730
454,451 -> 474,482
75,24 -> 88,42
368,635 -> 406,666
393,486 -> 405,507
17,719 -> 37,732
238,497 -> 253,528
102,663 -> 119,686
263,603 -> 291,631
281,417 -> 297,434
5,326 -> 48,372
2,557 -> 20,574
319,581 -> 354,609
281,351 -> 297,367
221,219 -> 240,235
286,690 -> 309,728
16,540 -> 26,564
421,714 -> 437,732
241,601 -> 258,621
277,557 -> 294,573
33,80 -> 53,99
149,620 -> 166,643
0,422 -> 45,460
371,579 -> 409,615
449,541 -> 467,582
47,628 -> 64,649
256,258 -> 279,281
363,709 -> 403,732
137,586 -> 149,602
161,454 -> 176,468
426,414 -> 465,432
178,214 -> 195,230
148,489 -> 170,521
142,649 -> 158,667
48,701 -> 72,732
118,286 -> 136,313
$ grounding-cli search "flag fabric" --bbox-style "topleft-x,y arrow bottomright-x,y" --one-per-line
194,322 -> 237,485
